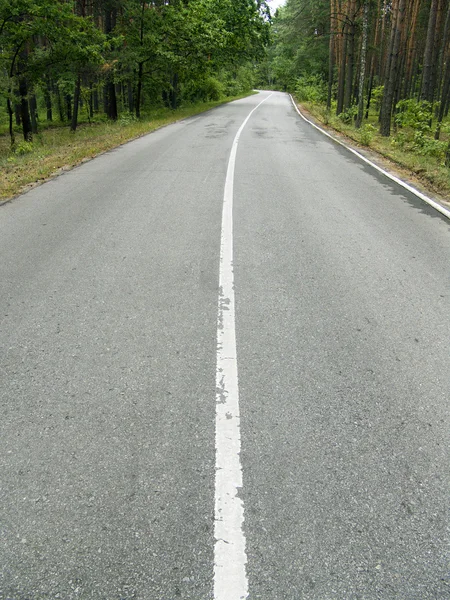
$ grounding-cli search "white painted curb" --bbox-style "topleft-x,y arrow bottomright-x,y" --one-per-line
289,95 -> 450,221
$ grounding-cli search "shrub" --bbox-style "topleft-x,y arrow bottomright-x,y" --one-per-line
14,141 -> 34,155
118,111 -> 138,126
395,99 -> 432,134
295,74 -> 326,103
204,77 -> 225,101
337,104 -> 357,124
359,123 -> 376,146
371,86 -> 384,112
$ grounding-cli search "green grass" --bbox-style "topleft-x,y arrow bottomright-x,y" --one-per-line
297,100 -> 450,202
0,93 -> 255,201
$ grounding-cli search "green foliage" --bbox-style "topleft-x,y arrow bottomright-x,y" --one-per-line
391,100 -> 446,159
394,99 -> 432,150
224,66 -> 255,96
118,112 -> 138,126
266,0 -> 329,90
395,99 -> 433,133
295,74 -> 326,103
371,86 -> 384,112
338,105 -> 358,124
14,141 -> 34,155
204,77 -> 225,101
415,137 -> 446,158
0,0 -> 269,142
359,123 -> 376,146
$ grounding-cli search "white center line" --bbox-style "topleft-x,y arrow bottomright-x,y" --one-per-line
214,92 -> 274,600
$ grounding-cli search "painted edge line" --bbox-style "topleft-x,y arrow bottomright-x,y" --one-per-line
289,94 -> 450,221
214,91 -> 274,600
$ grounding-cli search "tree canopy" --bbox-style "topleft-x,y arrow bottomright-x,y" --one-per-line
0,0 -> 271,144
268,0 -> 450,141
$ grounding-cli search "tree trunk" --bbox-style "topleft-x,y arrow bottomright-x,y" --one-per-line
435,50 -> 450,138
336,22 -> 348,115
170,73 -> 179,110
380,0 -> 406,136
93,88 -> 99,113
127,80 -> 134,113
106,81 -> 118,120
29,94 -> 38,134
435,5 -> 450,113
421,0 -> 439,101
44,80 -> 53,122
104,6 -> 118,120
344,2 -> 356,112
71,74 -> 82,132
136,62 -> 143,118
14,102 -> 21,126
327,0 -> 336,111
66,94 -> 72,121
18,77 -> 32,141
365,71 -> 374,119
7,96 -> 16,148
356,0 -> 369,128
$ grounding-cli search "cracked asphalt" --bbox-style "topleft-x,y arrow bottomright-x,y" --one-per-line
1,92 -> 449,599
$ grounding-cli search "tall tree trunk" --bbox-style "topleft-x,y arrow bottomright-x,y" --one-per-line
18,77 -> 32,141
93,88 -> 99,113
29,94 -> 38,134
421,0 -> 439,101
7,96 -> 16,148
170,73 -> 179,110
14,102 -> 21,126
136,62 -> 143,118
44,77 -> 53,121
327,0 -> 336,110
71,74 -> 82,132
104,6 -> 118,120
435,4 -> 450,114
435,47 -> 450,138
127,80 -> 134,113
66,94 -> 72,121
356,0 -> 369,128
380,0 -> 406,136
106,82 -> 118,120
57,88 -> 64,122
336,21 -> 348,115
343,1 -> 356,111
365,70 -> 374,119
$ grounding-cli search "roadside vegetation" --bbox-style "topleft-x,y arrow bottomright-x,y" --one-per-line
0,0 -> 271,200
268,0 -> 450,199
0,94 -> 255,201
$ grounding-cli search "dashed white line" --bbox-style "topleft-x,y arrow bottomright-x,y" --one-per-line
214,92 -> 273,600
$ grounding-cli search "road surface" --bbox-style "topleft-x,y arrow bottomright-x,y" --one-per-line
1,91 -> 449,599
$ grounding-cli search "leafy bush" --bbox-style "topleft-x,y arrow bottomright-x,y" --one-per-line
118,111 -> 138,126
181,76 -> 225,103
295,74 -> 326,103
359,123 -> 376,146
337,104 -> 357,124
395,99 -> 432,134
392,100 -> 445,156
371,86 -> 384,112
14,141 -> 34,155
224,66 -> 255,96
204,77 -> 225,101
415,137 -> 446,158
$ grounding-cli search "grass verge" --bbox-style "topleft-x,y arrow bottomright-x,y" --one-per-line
296,100 -> 450,203
0,93 -> 255,202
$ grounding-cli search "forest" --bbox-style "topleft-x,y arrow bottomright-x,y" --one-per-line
269,0 -> 450,190
2,0 -> 450,198
0,0 -> 271,146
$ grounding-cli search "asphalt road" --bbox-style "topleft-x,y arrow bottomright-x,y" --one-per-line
1,91 -> 449,599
